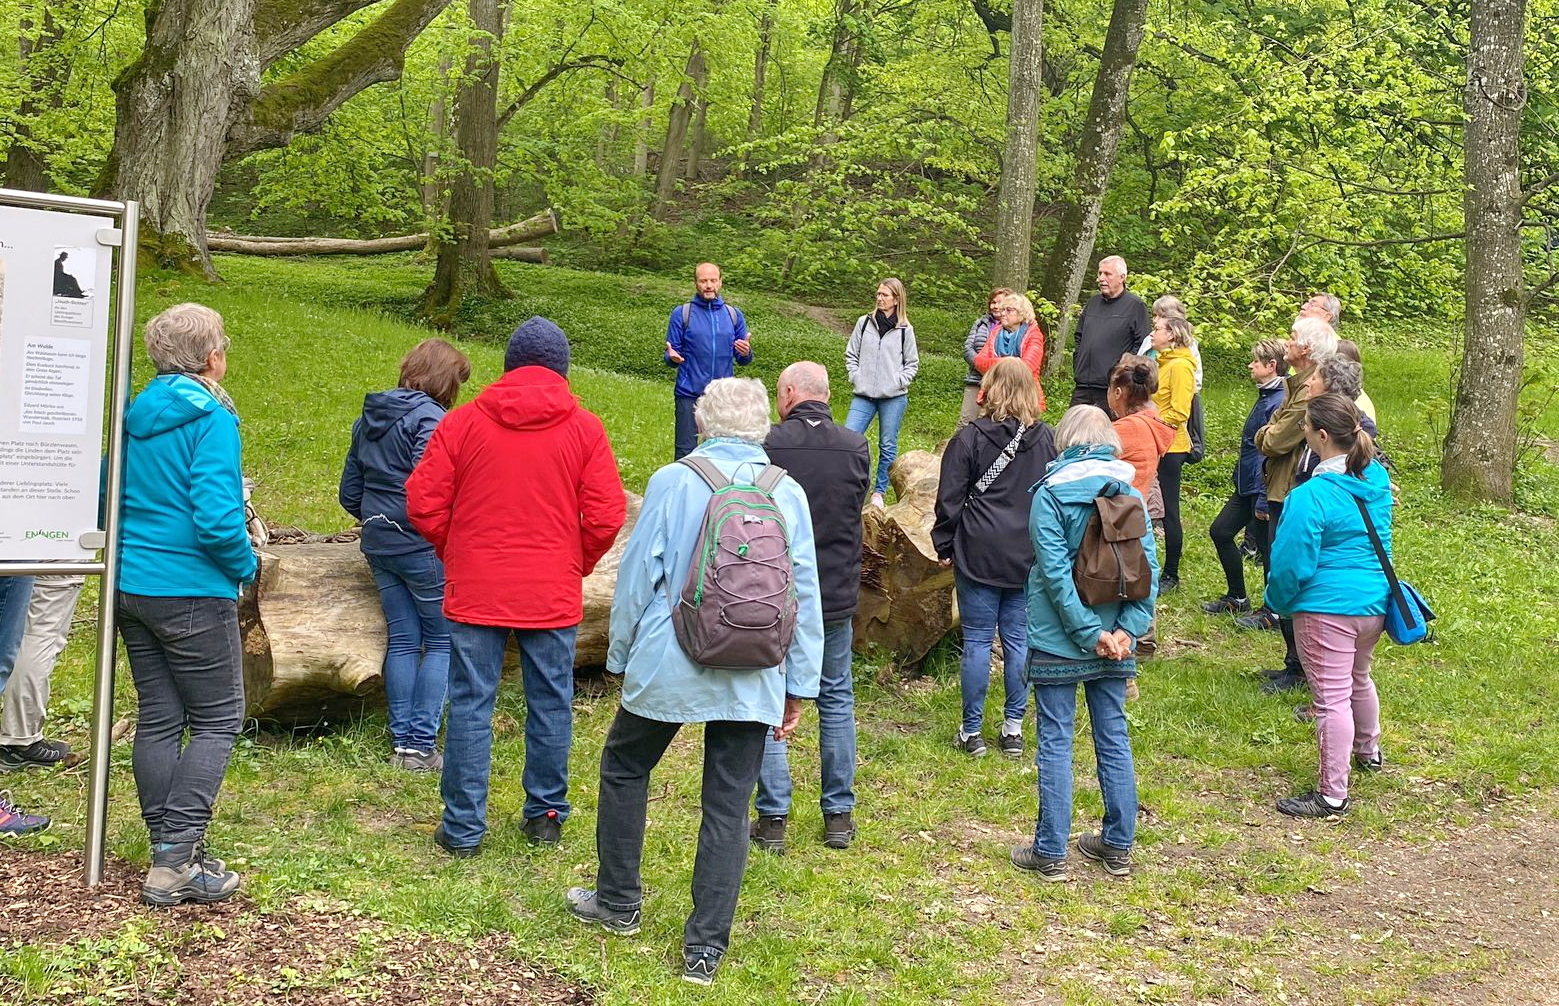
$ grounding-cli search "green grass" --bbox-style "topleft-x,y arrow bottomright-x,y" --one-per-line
5,256 -> 1559,1004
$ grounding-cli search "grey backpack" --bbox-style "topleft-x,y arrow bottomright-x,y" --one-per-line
670,457 -> 799,670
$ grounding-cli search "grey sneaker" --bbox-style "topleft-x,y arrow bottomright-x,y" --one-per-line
682,947 -> 723,986
141,841 -> 241,906
1009,845 -> 1069,881
1076,832 -> 1132,876
391,748 -> 443,772
750,814 -> 787,853
955,733 -> 988,757
522,809 -> 562,846
1276,790 -> 1349,818
822,811 -> 856,850
997,732 -> 1023,759
0,738 -> 72,772
565,887 -> 641,935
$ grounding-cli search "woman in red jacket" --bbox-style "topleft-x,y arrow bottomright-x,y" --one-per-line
973,292 -> 1046,412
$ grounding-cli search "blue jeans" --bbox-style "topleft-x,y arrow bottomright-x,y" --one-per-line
1030,677 -> 1136,858
956,574 -> 1028,736
440,621 -> 578,847
0,575 -> 36,693
755,619 -> 856,816
844,394 -> 908,495
367,550 -> 451,752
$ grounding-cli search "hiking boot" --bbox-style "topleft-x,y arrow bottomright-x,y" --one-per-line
1260,670 -> 1307,695
0,791 -> 49,835
1200,595 -> 1251,615
1276,790 -> 1349,819
750,814 -> 787,853
1354,751 -> 1384,773
565,887 -> 641,935
1235,607 -> 1281,631
822,812 -> 856,850
1293,703 -> 1318,723
141,841 -> 241,906
433,824 -> 480,859
997,731 -> 1023,759
0,738 -> 72,772
390,748 -> 443,773
1076,832 -> 1132,877
955,733 -> 988,758
1158,574 -> 1180,594
682,947 -> 723,986
522,809 -> 562,846
1009,845 -> 1069,881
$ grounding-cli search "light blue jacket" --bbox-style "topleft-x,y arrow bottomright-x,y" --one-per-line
1025,446 -> 1158,681
1266,459 -> 1393,617
607,438 -> 823,724
119,375 -> 256,598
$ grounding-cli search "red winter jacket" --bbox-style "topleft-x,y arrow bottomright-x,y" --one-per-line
973,323 -> 1047,412
406,366 -> 627,629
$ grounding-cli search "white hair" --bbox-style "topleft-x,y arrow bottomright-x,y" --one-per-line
1054,405 -> 1122,454
1099,255 -> 1128,277
779,361 -> 830,399
695,377 -> 771,443
1290,316 -> 1338,362
144,303 -> 229,374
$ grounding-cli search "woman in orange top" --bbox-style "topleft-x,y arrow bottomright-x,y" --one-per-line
1108,356 -> 1176,500
973,292 -> 1046,411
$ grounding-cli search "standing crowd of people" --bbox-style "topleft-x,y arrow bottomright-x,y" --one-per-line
0,259 -> 1400,988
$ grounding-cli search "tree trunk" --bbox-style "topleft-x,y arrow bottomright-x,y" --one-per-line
687,99 -> 710,180
991,0 -> 1045,292
4,8 -> 70,192
1443,0 -> 1527,502
633,81 -> 654,176
421,52 -> 453,226
814,0 -> 860,138
653,44 -> 704,216
1036,0 -> 1148,377
748,0 -> 778,138
206,209 -> 558,254
421,0 -> 511,326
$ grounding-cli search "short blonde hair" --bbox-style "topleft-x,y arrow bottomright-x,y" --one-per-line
1053,405 -> 1121,454
979,357 -> 1041,425
999,292 -> 1038,327
695,377 -> 771,443
1163,316 -> 1195,350
144,303 -> 229,374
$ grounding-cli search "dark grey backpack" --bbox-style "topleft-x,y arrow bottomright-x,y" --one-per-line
670,457 -> 799,670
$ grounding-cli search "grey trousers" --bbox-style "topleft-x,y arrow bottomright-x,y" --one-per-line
0,575 -> 85,747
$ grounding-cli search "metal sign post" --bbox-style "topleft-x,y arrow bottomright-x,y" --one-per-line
0,187 -> 138,886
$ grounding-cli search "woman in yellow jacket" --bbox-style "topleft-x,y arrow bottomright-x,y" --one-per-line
1149,315 -> 1197,592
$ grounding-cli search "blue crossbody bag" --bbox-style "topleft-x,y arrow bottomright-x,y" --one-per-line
1352,497 -> 1435,645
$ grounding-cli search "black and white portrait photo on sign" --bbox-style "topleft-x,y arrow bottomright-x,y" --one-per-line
51,246 -> 95,327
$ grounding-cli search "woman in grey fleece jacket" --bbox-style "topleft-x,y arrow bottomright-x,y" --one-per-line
844,277 -> 920,505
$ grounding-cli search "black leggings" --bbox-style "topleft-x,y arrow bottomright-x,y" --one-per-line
1158,451 -> 1189,580
1262,500 -> 1303,675
1209,492 -> 1267,599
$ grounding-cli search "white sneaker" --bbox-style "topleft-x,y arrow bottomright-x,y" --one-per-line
870,492 -> 885,509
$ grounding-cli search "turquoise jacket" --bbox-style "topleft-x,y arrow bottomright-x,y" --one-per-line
607,438 -> 823,725
119,375 -> 256,599
1025,445 -> 1158,683
1265,459 -> 1393,617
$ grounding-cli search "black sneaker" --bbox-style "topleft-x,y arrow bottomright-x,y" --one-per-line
0,738 -> 72,772
1009,845 -> 1069,881
1158,574 -> 1180,594
433,824 -> 480,859
955,733 -> 988,758
822,811 -> 856,850
750,814 -> 787,853
682,947 -> 723,986
1075,832 -> 1132,877
1276,790 -> 1349,818
522,809 -> 563,846
566,887 -> 641,935
1235,607 -> 1281,631
1260,670 -> 1307,694
996,732 -> 1023,759
1200,595 -> 1251,615
1354,751 -> 1384,773
1239,541 -> 1261,563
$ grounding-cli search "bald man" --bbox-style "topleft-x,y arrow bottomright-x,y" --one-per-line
665,262 -> 752,459
752,362 -> 870,853
1070,255 -> 1150,410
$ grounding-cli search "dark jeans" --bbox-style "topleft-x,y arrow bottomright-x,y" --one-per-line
674,394 -> 699,460
595,707 -> 767,955
118,592 -> 244,845
367,550 -> 451,752
441,622 -> 577,847
1158,451 -> 1189,580
756,619 -> 856,816
1209,492 -> 1268,600
1070,385 -> 1110,411
1263,501 -> 1303,675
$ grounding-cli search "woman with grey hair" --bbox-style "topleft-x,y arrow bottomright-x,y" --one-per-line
119,303 -> 255,906
1010,406 -> 1157,882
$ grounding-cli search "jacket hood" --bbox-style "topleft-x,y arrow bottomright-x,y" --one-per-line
973,416 -> 1048,454
1036,444 -> 1138,503
474,366 -> 577,430
1311,460 -> 1392,504
360,388 -> 437,440
692,294 -> 727,310
126,375 -> 223,439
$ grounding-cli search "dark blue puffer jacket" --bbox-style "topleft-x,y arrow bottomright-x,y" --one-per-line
339,388 -> 446,556
1236,379 -> 1286,501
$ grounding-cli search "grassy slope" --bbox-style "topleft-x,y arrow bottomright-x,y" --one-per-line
6,256 -> 1559,1005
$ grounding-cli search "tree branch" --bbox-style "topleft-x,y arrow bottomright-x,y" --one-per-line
256,0 -> 382,66
496,55 -> 624,130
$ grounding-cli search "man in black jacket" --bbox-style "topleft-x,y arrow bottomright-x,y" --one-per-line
751,361 -> 871,853
1070,255 -> 1150,410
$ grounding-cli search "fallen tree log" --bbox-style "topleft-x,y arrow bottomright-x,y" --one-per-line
208,209 -> 559,256
488,247 -> 547,263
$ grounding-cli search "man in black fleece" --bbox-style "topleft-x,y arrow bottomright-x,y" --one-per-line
1070,255 -> 1150,411
751,361 -> 871,853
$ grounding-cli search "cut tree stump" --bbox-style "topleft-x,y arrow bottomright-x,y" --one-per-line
208,209 -> 558,257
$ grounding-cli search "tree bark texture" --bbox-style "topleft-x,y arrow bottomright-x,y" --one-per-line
814,0 -> 861,136
654,44 -> 705,215
991,0 -> 1044,293
1036,0 -> 1148,377
1443,0 -> 1527,502
206,209 -> 557,255
4,8 -> 70,192
748,0 -> 778,138
422,0 -> 511,325
421,52 -> 453,225
633,82 -> 654,176
854,449 -> 957,666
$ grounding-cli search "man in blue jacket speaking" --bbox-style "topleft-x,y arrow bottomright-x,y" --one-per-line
665,262 -> 752,458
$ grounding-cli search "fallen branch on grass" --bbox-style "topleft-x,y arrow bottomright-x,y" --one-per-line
208,209 -> 559,257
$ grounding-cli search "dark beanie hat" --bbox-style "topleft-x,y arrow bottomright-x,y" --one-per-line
504,316 -> 570,375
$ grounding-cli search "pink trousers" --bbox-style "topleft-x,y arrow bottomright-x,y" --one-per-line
1294,612 -> 1384,801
